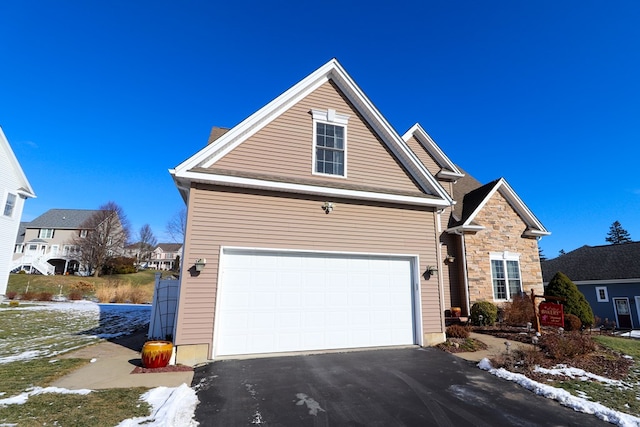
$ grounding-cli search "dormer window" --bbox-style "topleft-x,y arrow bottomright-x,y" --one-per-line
312,109 -> 350,177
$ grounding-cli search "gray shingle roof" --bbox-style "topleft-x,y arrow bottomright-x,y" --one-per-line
156,243 -> 182,252
26,209 -> 103,229
541,242 -> 640,282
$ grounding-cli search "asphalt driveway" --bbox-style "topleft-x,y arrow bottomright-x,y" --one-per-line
192,347 -> 607,426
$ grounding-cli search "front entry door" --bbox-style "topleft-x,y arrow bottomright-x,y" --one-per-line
613,298 -> 633,329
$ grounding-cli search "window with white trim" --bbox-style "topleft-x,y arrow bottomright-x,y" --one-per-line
490,252 -> 522,300
79,230 -> 88,238
3,193 -> 17,217
39,228 -> 54,239
595,286 -> 609,302
312,109 -> 349,177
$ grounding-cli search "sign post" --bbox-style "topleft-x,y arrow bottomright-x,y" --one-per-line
530,289 -> 567,333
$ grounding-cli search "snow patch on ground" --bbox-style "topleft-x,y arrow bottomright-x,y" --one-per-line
116,384 -> 199,427
478,358 -> 640,427
0,387 -> 92,406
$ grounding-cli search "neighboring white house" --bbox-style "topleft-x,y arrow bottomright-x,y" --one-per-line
148,243 -> 182,271
0,126 -> 36,296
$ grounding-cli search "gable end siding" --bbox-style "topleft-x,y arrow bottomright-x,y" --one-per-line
213,81 -> 421,193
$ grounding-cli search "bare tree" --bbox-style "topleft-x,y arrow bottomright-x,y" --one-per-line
72,201 -> 131,277
165,208 -> 187,243
137,224 -> 157,266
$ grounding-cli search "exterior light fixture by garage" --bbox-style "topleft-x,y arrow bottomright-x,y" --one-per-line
446,255 -> 455,263
425,265 -> 438,276
195,258 -> 206,272
322,201 -> 334,214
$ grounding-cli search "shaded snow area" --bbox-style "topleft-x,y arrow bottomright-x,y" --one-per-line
0,301 -> 199,426
478,358 -> 640,427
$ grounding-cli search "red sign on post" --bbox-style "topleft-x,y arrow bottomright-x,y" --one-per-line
539,302 -> 565,327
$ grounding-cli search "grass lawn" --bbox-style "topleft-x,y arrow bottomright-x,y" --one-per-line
6,270 -> 174,304
0,302 -> 153,425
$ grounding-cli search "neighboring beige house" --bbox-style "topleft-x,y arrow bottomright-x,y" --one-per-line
0,126 -> 36,296
169,59 -> 549,365
12,208 -> 125,276
148,243 -> 182,271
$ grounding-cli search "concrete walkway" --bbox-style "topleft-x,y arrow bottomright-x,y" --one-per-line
454,332 -> 535,362
51,330 -> 194,390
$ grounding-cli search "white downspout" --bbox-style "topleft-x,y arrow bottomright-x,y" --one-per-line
435,210 -> 446,333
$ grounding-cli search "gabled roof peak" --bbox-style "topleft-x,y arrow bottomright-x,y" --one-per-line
402,124 -> 464,181
171,59 -> 453,208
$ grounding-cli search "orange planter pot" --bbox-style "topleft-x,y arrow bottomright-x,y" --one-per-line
141,341 -> 173,369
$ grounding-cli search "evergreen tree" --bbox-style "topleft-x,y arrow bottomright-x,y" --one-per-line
558,249 -> 566,256
538,247 -> 547,261
606,220 -> 632,244
545,272 -> 594,327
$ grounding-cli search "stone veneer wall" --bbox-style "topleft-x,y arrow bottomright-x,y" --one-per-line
463,191 -> 544,304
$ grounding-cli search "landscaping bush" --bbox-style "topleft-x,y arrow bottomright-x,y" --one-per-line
470,301 -> 498,326
446,324 -> 470,338
21,291 -> 36,301
72,281 -> 95,295
502,293 -> 536,326
17,270 -> 26,274
68,290 -> 83,301
545,272 -> 594,327
101,256 -> 137,275
5,291 -> 17,300
541,330 -> 596,359
564,313 -> 582,331
36,292 -> 53,301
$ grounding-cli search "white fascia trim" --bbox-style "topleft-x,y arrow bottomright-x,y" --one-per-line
572,278 -> 640,286
462,178 -> 549,235
174,61 -> 338,174
177,170 -> 451,207
445,225 -> 485,234
402,124 -> 464,178
0,127 -> 36,199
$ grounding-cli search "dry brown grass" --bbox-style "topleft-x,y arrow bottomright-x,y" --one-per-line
94,281 -> 153,304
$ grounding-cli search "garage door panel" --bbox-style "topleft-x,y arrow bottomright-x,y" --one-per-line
215,250 -> 416,356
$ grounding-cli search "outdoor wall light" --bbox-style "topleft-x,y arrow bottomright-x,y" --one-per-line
425,265 -> 438,276
322,201 -> 334,214
194,258 -> 206,272
446,255 -> 455,263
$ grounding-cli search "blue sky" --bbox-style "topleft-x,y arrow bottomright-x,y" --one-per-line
2,1 -> 639,258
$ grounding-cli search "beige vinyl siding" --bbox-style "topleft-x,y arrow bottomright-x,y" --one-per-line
175,184 -> 442,347
214,81 -> 421,193
405,136 -> 441,176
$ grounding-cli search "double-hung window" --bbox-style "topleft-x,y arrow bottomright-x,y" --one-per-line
39,228 -> 54,239
490,252 -> 522,300
312,109 -> 350,177
3,193 -> 17,217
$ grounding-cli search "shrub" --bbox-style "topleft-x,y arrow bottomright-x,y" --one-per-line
470,301 -> 498,326
502,294 -> 536,326
101,257 -> 136,275
446,324 -> 470,338
21,291 -> 36,301
545,272 -> 594,327
72,281 -> 95,295
564,314 -> 582,331
36,292 -> 53,301
68,291 -> 84,301
17,270 -> 26,274
5,291 -> 17,300
541,331 -> 596,359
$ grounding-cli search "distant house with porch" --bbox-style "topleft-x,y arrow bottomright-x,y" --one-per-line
0,126 -> 36,296
542,243 -> 640,330
12,208 -> 125,275
148,243 -> 182,271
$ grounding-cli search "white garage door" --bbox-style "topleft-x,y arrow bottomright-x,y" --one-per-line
214,249 -> 416,357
